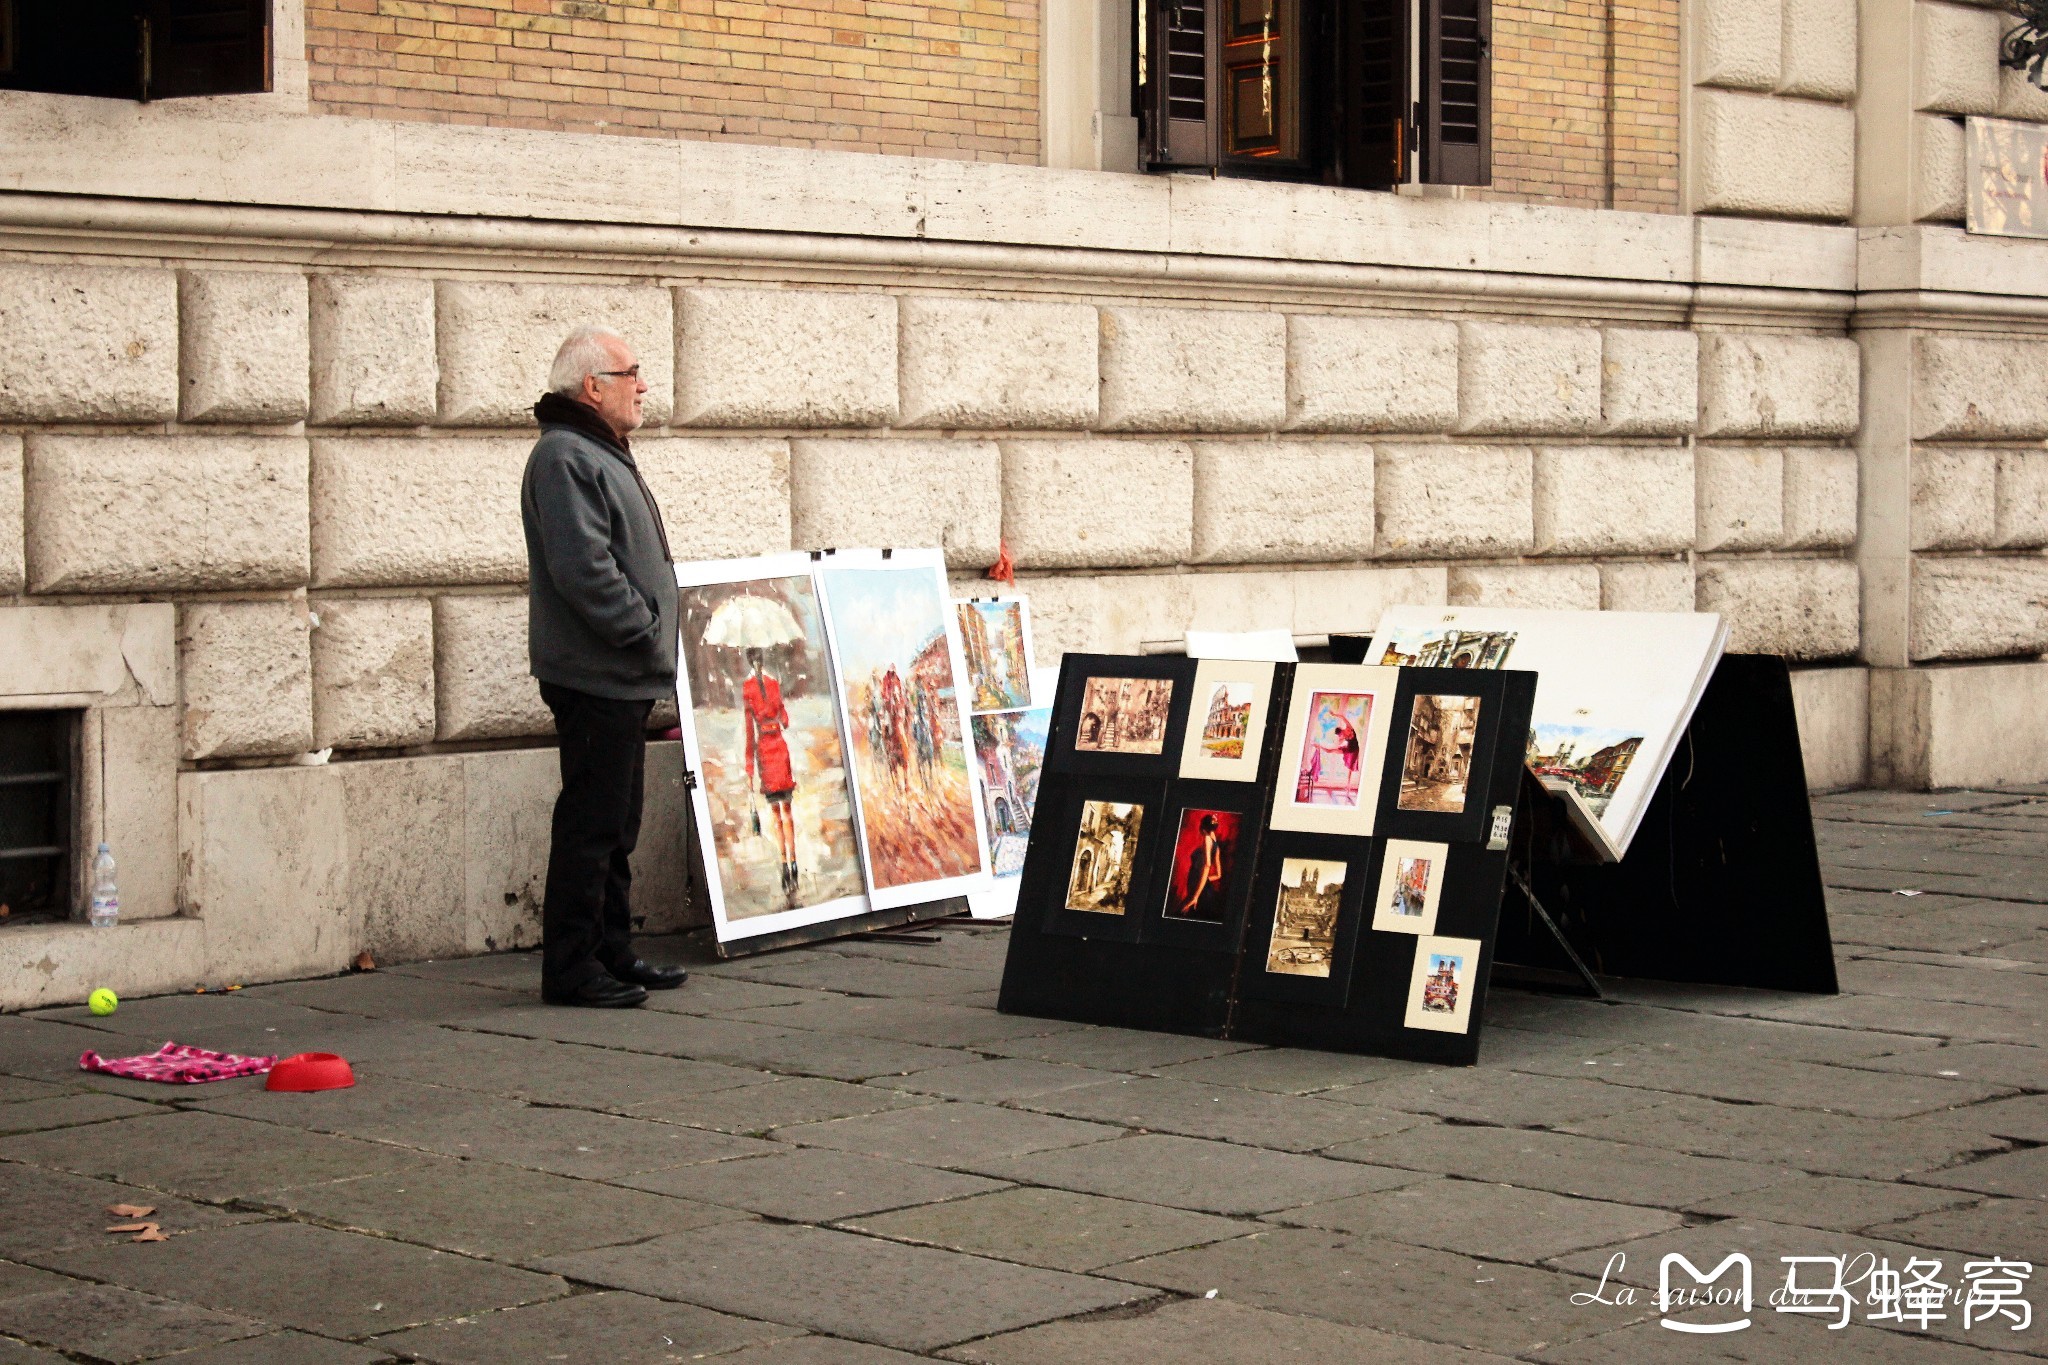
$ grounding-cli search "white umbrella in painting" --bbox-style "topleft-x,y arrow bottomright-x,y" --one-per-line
704,594 -> 804,649
703,594 -> 805,836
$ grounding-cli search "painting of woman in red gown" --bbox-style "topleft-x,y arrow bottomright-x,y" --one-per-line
1164,807 -> 1239,923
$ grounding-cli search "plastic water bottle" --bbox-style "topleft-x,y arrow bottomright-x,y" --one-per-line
88,844 -> 118,929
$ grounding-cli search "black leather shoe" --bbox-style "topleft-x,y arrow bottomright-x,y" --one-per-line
609,959 -> 688,990
542,975 -> 648,1008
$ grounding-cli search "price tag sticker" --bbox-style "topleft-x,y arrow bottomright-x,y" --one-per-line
1486,805 -> 1514,852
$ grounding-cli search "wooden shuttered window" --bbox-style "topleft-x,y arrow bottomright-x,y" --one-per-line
0,0 -> 269,101
1421,0 -> 1490,185
1141,0 -> 1488,188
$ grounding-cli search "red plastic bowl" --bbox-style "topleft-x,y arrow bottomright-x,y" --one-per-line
266,1052 -> 355,1092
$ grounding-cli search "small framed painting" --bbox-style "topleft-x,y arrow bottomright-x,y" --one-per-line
1370,839 -> 1447,935
1268,664 -> 1398,838
1034,777 -> 1166,943
1176,659 -> 1276,783
1047,655 -> 1195,778
1140,779 -> 1263,954
1403,935 -> 1483,1034
1238,832 -> 1372,1008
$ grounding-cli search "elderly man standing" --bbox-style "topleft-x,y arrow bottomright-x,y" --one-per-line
522,326 -> 688,1008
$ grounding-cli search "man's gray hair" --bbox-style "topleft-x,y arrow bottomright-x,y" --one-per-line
548,326 -> 626,397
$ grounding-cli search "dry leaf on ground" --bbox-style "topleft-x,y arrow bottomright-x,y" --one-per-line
106,1204 -> 155,1218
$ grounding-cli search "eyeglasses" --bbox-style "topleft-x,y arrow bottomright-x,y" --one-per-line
595,366 -> 642,381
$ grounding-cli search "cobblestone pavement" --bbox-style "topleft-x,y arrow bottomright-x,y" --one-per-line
1,787 -> 2044,1363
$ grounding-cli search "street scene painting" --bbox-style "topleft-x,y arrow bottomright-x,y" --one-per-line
955,598 -> 1034,711
1376,626 -> 1517,670
1265,857 -> 1346,977
1527,723 -> 1643,817
1405,934 -> 1482,1033
1398,694 -> 1483,814
970,706 -> 1049,881
1371,838 -> 1447,935
1162,807 -> 1241,923
675,566 -> 867,933
1065,799 -> 1146,915
1291,692 -> 1371,807
1075,676 -> 1174,756
817,557 -> 986,903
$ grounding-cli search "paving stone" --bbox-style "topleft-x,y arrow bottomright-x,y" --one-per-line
36,1221 -> 567,1339
539,1220 -> 1151,1352
1560,1096 -> 2002,1182
1515,1046 -> 2012,1118
0,1111 -> 425,1200
148,1331 -> 393,1364
1828,911 -> 2041,954
870,1059 -> 1127,1103
369,1290 -> 792,1364
971,1133 -> 1423,1216
385,953 -> 540,990
1466,1025 -> 1635,1070
632,1077 -> 934,1134
699,1028 -> 984,1082
721,997 -> 1068,1047
458,1008 -> 979,1080
0,1284 -> 269,1363
776,1100 -> 1124,1167
0,1264 -> 75,1303
1327,1122 -> 1792,1208
255,1155 -> 742,1262
1106,1226 -> 1628,1356
1907,1143 -> 2048,1199
977,1029 -> 1263,1073
0,1078 -> 73,1103
1485,997 -> 1938,1064
243,973 -> 522,1022
1933,1091 -> 2048,1142
360,1030 -> 776,1113
1685,1173 -> 1979,1232
1837,956 -> 2048,1011
640,974 -> 827,1015
1265,1177 -> 1682,1264
846,1186 -> 1248,1272
1318,1067 -> 1663,1130
944,1295 -> 1520,1365
737,956 -> 990,999
1146,1047 -> 1428,1095
1745,992 -> 2047,1045
0,1162 -> 260,1259
1015,1076 -> 1424,1153
0,1338 -> 66,1365
1528,1313 -> 2006,1364
1877,1196 -> 2048,1266
622,1147 -> 1007,1222
199,1076 -> 781,1179
711,1339 -> 926,1365
0,1093 -> 163,1136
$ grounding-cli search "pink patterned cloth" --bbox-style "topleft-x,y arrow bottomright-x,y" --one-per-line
79,1042 -> 277,1084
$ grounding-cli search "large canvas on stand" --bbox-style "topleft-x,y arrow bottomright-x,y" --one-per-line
816,549 -> 991,910
674,553 -> 870,943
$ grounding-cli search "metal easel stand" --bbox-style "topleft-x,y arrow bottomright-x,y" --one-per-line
1502,848 -> 1605,1000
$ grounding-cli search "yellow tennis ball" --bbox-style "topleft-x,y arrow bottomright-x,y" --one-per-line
88,988 -> 118,1016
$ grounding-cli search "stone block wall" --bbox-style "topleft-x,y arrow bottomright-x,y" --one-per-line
1690,0 -> 1859,218
1902,0 -> 2031,222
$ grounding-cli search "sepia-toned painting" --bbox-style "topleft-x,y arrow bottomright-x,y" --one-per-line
1065,799 -> 1146,914
1075,676 -> 1173,756
1398,694 -> 1483,814
676,568 -> 867,931
1265,857 -> 1346,977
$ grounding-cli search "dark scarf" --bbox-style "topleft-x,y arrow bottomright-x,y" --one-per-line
534,391 -> 632,459
532,392 -> 674,561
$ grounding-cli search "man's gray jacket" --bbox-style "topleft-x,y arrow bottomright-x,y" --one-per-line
521,403 -> 679,701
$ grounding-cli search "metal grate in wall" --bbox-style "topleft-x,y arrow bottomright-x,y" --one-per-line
0,712 -> 76,926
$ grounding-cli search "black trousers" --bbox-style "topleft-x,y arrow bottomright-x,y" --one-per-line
540,682 -> 655,991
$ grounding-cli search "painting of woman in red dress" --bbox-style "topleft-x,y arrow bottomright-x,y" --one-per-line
742,647 -> 802,896
1164,807 -> 1239,923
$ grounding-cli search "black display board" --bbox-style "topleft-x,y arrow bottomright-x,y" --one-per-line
1489,653 -> 1838,994
998,653 -> 1538,1064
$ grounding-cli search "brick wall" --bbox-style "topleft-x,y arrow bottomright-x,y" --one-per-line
1489,0 -> 1682,212
305,0 -> 1041,164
